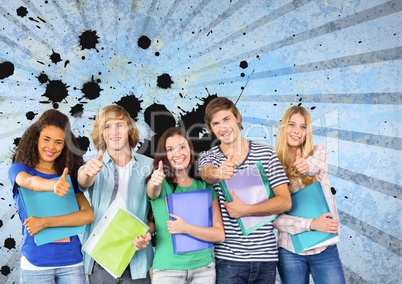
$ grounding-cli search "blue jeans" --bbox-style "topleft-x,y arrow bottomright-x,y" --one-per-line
20,265 -> 85,284
215,259 -> 277,284
153,261 -> 215,284
278,245 -> 345,284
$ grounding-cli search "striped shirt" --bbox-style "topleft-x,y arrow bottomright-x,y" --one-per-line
197,141 -> 289,262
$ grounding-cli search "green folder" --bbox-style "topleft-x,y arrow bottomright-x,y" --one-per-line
82,200 -> 149,278
219,161 -> 278,235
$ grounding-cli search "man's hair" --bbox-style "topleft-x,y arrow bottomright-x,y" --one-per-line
204,97 -> 243,132
91,105 -> 139,151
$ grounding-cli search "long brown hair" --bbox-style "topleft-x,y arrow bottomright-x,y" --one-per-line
146,127 -> 196,185
14,109 -> 83,181
275,106 -> 316,190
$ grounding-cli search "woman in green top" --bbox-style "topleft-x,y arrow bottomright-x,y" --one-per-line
146,127 -> 225,284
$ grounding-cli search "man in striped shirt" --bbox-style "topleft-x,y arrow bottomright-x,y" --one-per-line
197,97 -> 291,284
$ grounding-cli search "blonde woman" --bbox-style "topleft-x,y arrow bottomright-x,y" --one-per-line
273,106 -> 345,284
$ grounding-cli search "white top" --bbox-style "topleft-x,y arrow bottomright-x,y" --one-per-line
115,161 -> 132,208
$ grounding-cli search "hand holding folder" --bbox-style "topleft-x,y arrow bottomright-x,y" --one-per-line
287,181 -> 340,253
166,189 -> 213,254
219,162 -> 278,235
19,174 -> 85,245
82,200 -> 149,278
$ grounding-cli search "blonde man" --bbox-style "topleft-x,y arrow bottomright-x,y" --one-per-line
78,105 -> 153,283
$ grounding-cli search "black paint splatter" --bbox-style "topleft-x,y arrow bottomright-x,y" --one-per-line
0,219 -> 3,228
157,73 -> 173,89
13,137 -> 21,148
42,80 -> 69,103
16,6 -> 28,17
79,30 -> 99,51
38,73 -> 49,84
137,94 -> 218,159
331,187 -> 336,195
138,35 -> 151,49
239,60 -> 248,69
1,266 -> 10,276
137,103 -> 176,157
25,111 -> 37,120
50,50 -> 62,64
76,136 -> 90,154
70,104 -> 84,118
4,237 -> 16,250
115,95 -> 143,121
81,77 -> 102,100
0,61 -> 14,79
179,94 -> 218,159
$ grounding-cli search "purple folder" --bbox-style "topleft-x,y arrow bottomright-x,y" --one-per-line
166,189 -> 213,254
219,162 -> 277,235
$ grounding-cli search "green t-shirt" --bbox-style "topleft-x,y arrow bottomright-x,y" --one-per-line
149,178 -> 217,270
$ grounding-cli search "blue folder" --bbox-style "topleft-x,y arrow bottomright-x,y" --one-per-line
166,189 -> 212,254
18,175 -> 85,246
219,161 -> 278,235
287,181 -> 339,253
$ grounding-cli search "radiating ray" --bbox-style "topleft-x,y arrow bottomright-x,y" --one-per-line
339,210 -> 401,256
190,47 -> 402,86
19,0 -> 69,43
241,93 -> 402,105
141,0 -> 159,34
186,0 -> 401,73
169,0 -> 214,40
183,0 -> 313,56
342,266 -> 369,284
50,0 -> 82,38
155,0 -> 183,36
314,127 -> 402,151
70,0 -> 90,30
0,36 -> 34,59
329,165 -> 401,199
239,115 -> 401,151
0,6 -> 52,50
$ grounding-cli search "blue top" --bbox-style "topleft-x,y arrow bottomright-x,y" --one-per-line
79,151 -> 154,280
8,162 -> 83,267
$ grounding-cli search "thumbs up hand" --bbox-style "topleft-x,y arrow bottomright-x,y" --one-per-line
149,160 -> 165,187
54,167 -> 70,197
217,153 -> 236,180
293,148 -> 309,174
83,150 -> 104,177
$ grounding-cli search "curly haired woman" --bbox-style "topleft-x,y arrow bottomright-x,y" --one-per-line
8,109 -> 94,284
